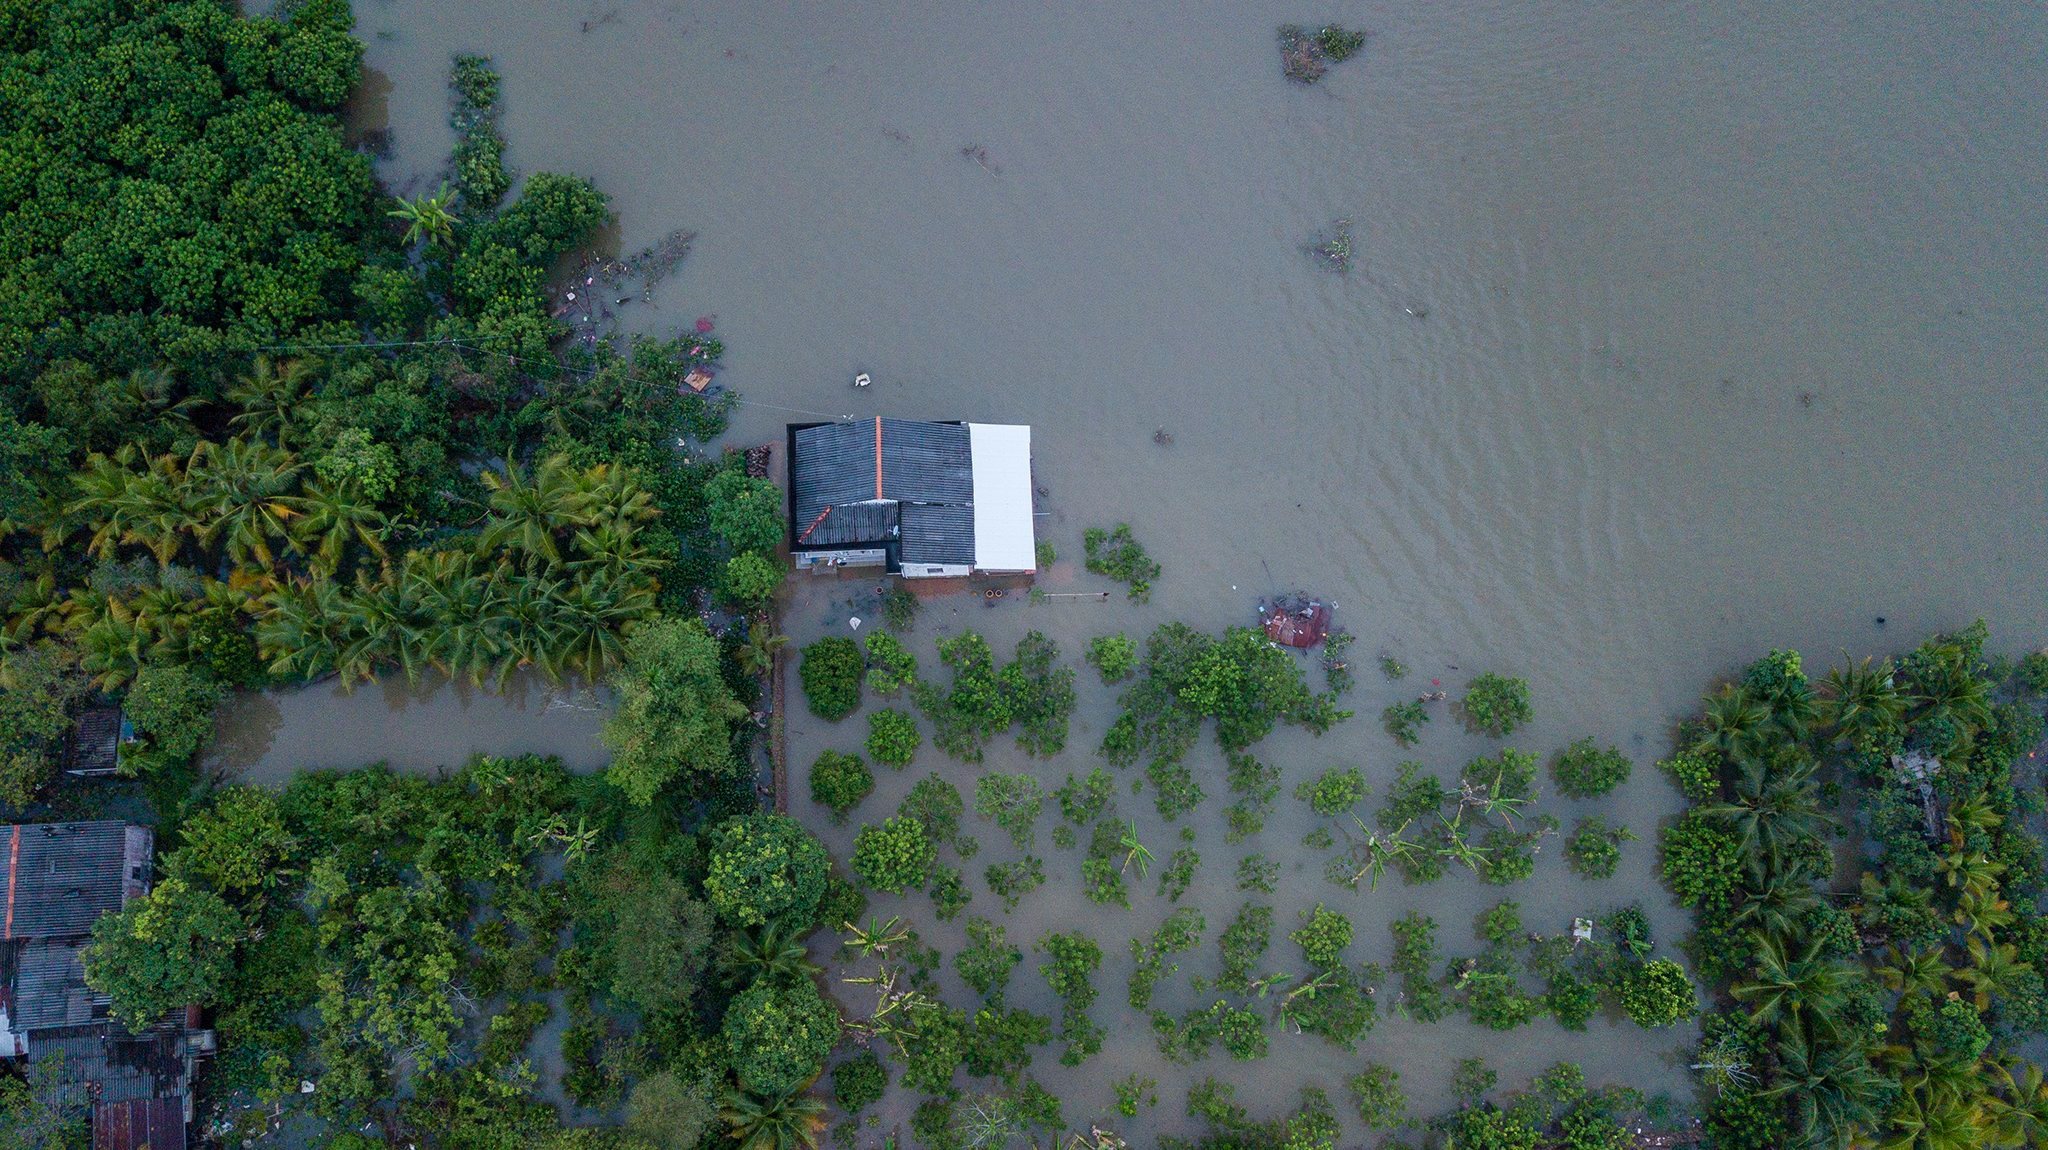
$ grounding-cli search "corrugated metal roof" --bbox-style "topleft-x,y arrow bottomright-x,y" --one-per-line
798,502 -> 899,548
95,1098 -> 186,1150
12,939 -> 106,1030
1,823 -> 152,940
899,504 -> 976,565
791,420 -> 974,545
66,709 -> 122,775
31,1026 -> 187,1104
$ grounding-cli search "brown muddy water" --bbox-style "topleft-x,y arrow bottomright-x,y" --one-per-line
309,0 -> 2048,1141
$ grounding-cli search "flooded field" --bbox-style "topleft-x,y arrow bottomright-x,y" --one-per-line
321,0 -> 2048,1140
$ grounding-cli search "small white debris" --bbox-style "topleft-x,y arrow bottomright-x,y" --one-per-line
849,616 -> 863,630
300,1080 -> 316,1094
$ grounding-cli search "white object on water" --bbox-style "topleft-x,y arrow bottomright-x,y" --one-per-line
849,616 -> 863,630
853,372 -> 872,388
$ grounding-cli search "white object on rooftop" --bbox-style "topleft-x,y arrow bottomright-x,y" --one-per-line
967,423 -> 1036,572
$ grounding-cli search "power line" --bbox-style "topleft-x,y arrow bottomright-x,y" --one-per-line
245,335 -> 860,423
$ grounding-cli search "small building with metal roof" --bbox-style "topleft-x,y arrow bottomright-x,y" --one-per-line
787,417 -> 1037,579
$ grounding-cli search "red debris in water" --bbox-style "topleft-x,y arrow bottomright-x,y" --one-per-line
695,316 -> 716,333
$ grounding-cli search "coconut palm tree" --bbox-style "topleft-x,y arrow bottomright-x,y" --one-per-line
1886,1084 -> 1995,1150
478,454 -> 591,570
726,921 -> 820,985
295,480 -> 389,578
1945,793 -> 2004,844
1732,872 -> 1826,943
189,438 -> 305,570
1937,850 -> 2005,904
1733,930 -> 1856,1034
408,551 -> 505,686
719,1086 -> 827,1150
552,567 -> 658,679
1877,946 -> 1953,1002
491,571 -> 571,686
1701,747 -> 1826,881
255,577 -> 351,681
389,182 -> 460,249
1698,684 -> 1773,760
58,590 -> 147,690
1821,655 -> 1905,749
1959,936 -> 2033,1011
1954,889 -> 2016,942
226,356 -> 316,450
1906,652 -> 1994,737
735,624 -> 790,678
1989,1062 -> 2048,1148
1764,1021 -> 1891,1150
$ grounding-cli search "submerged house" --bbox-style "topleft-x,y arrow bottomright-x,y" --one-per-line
1,821 -> 207,1150
787,418 -> 1036,579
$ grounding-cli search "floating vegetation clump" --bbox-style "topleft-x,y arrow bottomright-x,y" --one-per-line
1307,219 -> 1353,274
1279,24 -> 1368,85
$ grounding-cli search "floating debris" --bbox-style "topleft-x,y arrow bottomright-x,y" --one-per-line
1258,594 -> 1333,648
960,143 -> 1001,175
1307,219 -> 1353,274
548,228 -> 697,348
1279,24 -> 1368,85
1152,427 -> 1174,446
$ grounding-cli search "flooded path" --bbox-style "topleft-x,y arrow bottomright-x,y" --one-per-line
206,673 -> 609,784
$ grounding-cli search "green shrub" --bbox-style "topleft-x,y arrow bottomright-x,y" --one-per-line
928,864 -> 971,921
1381,700 -> 1428,747
863,632 -> 917,695
1462,673 -> 1533,736
851,816 -> 936,894
800,637 -> 864,720
123,665 -> 223,768
1660,811 -> 1741,910
974,773 -> 1045,849
954,917 -> 1020,999
1295,764 -> 1367,816
1088,634 -> 1139,683
717,551 -> 783,610
881,586 -> 919,631
1620,959 -> 1696,1028
720,980 -> 839,1095
1546,975 -> 1597,1030
1552,738 -> 1632,798
703,813 -> 828,928
703,468 -> 784,554
2019,650 -> 2048,694
1236,854 -> 1279,893
897,775 -> 963,846
1347,1063 -> 1405,1129
832,1050 -> 886,1113
808,751 -> 872,822
1082,524 -> 1160,601
865,708 -> 921,768
1565,817 -> 1636,879
1317,25 -> 1367,62
1659,746 -> 1720,800
1291,904 -> 1353,969
984,856 -> 1045,912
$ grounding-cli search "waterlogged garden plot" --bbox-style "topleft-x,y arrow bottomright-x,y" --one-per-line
783,581 -> 1706,1148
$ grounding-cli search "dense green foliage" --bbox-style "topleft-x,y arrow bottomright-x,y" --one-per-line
1552,737 -> 1632,798
602,617 -> 747,805
799,637 -> 864,720
1462,672 -> 1534,736
1660,625 -> 2048,1150
704,813 -> 830,929
852,815 -> 937,893
808,750 -> 872,822
865,707 -> 922,767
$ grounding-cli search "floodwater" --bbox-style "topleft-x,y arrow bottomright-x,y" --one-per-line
337,0 -> 2048,1142
206,673 -> 609,783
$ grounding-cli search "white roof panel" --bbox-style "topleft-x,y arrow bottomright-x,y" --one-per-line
967,424 -> 1035,571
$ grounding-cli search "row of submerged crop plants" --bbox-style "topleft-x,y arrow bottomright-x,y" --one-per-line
1661,626 -> 2048,1150
0,2 -> 822,1145
787,533 -> 1737,1150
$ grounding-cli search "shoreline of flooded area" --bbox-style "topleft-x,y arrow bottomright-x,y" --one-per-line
206,672 -> 611,785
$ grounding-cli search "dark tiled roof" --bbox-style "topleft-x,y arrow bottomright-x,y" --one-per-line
900,504 -> 976,566
95,1098 -> 186,1150
66,709 -> 122,775
791,419 -> 973,543
1,822 -> 152,940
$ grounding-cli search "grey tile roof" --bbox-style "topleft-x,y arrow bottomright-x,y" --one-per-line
791,419 -> 974,546
899,504 -> 976,566
1,823 -> 152,940
798,501 -> 898,548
